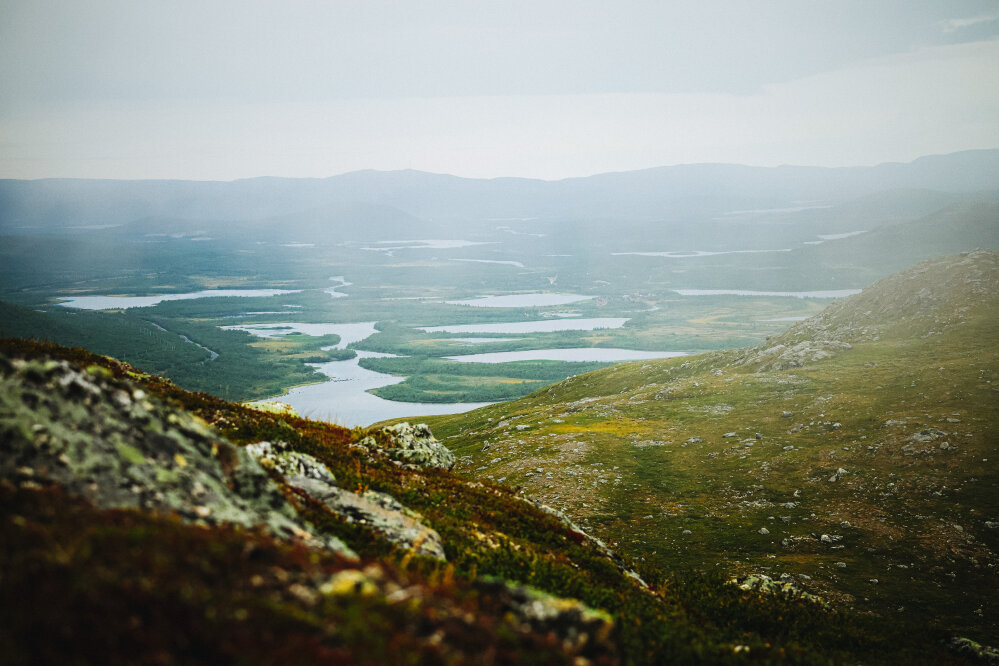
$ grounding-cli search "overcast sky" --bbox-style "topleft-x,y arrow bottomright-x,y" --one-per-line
1,0 -> 998,180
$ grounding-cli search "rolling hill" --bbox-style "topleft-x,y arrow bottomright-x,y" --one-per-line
417,251 -> 999,644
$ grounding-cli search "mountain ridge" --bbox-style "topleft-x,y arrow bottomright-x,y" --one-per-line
3,149 -> 999,228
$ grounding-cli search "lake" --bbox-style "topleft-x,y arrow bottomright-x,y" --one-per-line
445,348 -> 688,363
446,293 -> 592,307
57,289 -> 301,310
673,289 -> 861,298
273,350 -> 493,426
449,258 -> 526,268
325,276 -> 351,298
419,317 -> 630,334
612,249 -> 791,258
222,322 -> 378,349
360,239 -> 493,255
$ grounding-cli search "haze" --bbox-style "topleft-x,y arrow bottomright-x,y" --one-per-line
1,0 -> 998,180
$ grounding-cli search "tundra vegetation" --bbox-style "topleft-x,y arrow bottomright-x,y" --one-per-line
414,252 -> 999,647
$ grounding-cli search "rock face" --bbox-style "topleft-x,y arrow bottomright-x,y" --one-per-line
354,422 -> 456,470
0,353 -> 356,560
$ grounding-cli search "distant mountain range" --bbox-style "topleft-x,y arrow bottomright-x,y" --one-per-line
2,149 -> 999,230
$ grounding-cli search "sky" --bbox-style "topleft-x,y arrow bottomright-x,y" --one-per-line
1,0 -> 998,180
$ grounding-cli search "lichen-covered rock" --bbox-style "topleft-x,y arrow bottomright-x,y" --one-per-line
951,637 -> 999,664
244,400 -> 299,418
476,577 -> 614,650
0,352 -> 356,561
287,475 -> 447,560
736,339 -> 853,371
314,566 -> 617,661
245,440 -> 336,486
730,574 -> 830,609
354,422 -> 456,470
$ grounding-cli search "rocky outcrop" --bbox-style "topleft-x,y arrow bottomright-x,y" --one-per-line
245,439 -> 337,485
286,475 -> 447,560
314,566 -> 617,661
0,353 -> 356,560
354,422 -> 456,470
951,637 -> 999,664
735,339 -> 852,371
244,400 -> 299,418
475,576 -> 614,650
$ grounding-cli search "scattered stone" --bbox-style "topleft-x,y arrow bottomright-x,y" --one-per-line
781,411 -> 794,418
759,527 -> 770,535
722,432 -> 737,438
910,428 -> 946,443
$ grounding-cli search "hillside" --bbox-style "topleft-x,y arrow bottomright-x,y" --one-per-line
2,337 -> 995,663
418,251 -> 999,645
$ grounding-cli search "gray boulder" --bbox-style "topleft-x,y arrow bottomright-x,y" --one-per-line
245,440 -> 336,485
354,422 -> 456,470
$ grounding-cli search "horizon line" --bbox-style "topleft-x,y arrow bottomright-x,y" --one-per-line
2,147 -> 997,185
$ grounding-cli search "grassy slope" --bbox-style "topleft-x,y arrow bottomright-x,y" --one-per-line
0,336 -> 984,664
418,251 -> 999,643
